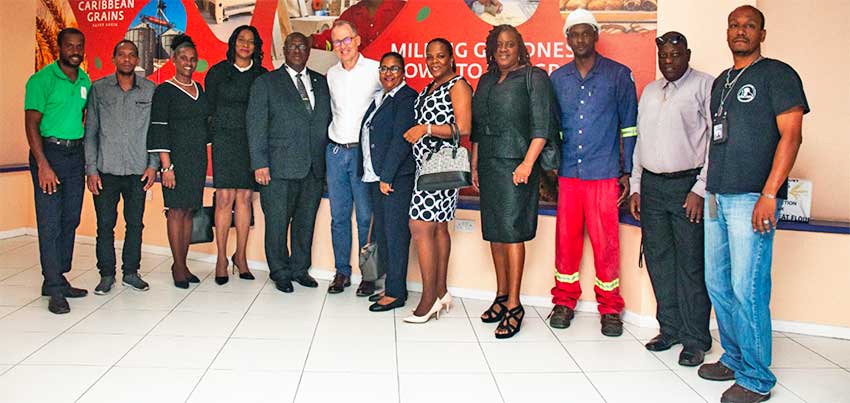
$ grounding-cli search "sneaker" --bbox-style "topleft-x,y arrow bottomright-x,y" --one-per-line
94,276 -> 115,295
547,304 -> 575,329
122,273 -> 150,292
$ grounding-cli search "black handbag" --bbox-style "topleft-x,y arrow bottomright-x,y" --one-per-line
359,217 -> 384,282
415,122 -> 472,192
526,66 -> 562,171
190,207 -> 215,244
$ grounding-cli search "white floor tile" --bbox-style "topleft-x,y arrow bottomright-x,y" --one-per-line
23,332 -> 142,366
0,236 -> 35,255
471,317 -> 559,343
623,322 -> 662,341
1,267 -> 50,286
0,285 -> 40,307
481,342 -> 579,373
211,338 -> 310,371
188,369 -> 300,403
0,247 -> 41,270
396,317 -> 477,342
305,338 -> 396,372
312,314 -> 394,345
771,337 -> 838,368
174,290 -> 258,313
194,271 -> 269,293
68,308 -> 169,335
117,335 -> 227,369
565,340 -> 667,372
0,306 -> 94,333
78,367 -> 203,403
0,365 -> 108,402
101,289 -> 189,311
551,315 -> 637,342
399,372 -> 500,403
588,370 -> 704,403
786,334 -> 850,367
397,342 -> 489,373
0,306 -> 18,319
321,292 -> 388,317
0,331 -> 58,364
774,368 -> 850,403
496,372 -> 604,403
296,371 -> 399,403
246,292 -> 325,317
232,313 -> 318,340
150,310 -> 243,337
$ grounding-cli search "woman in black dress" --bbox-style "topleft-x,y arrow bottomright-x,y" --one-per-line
147,34 -> 209,288
471,25 -> 557,338
206,26 -> 267,284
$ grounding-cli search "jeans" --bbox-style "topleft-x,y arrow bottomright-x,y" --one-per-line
29,142 -> 85,295
93,174 -> 146,277
325,143 -> 372,276
704,192 -> 779,394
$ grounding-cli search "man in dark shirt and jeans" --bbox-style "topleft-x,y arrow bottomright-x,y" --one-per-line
84,40 -> 157,295
697,6 -> 809,403
25,28 -> 91,314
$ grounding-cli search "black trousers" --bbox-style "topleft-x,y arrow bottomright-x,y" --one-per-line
260,170 -> 323,283
29,142 -> 85,295
93,173 -> 147,276
641,171 -> 712,350
368,174 -> 414,300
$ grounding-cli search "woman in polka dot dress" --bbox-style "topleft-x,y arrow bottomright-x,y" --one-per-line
402,38 -> 473,323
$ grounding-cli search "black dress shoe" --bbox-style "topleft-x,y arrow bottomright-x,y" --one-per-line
600,313 -> 623,337
645,334 -> 680,351
327,274 -> 350,294
41,286 -> 88,298
48,294 -> 70,314
356,281 -> 375,297
293,274 -> 318,288
275,280 -> 294,293
369,298 -> 405,312
368,292 -> 384,302
679,346 -> 706,367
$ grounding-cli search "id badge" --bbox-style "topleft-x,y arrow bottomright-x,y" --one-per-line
712,113 -> 728,144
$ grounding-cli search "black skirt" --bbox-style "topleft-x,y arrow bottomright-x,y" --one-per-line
478,157 -> 540,243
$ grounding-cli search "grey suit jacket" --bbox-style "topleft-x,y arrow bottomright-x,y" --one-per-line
247,66 -> 331,179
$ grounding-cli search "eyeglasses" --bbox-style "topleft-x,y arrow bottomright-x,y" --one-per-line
285,44 -> 307,51
332,36 -> 354,48
656,33 -> 686,47
378,66 -> 402,73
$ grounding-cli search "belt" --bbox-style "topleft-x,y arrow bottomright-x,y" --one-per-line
43,136 -> 83,147
330,140 -> 359,149
645,167 -> 702,179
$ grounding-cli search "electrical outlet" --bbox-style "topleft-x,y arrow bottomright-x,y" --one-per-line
454,219 -> 475,233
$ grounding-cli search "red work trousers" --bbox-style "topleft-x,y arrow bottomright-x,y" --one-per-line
552,177 -> 625,314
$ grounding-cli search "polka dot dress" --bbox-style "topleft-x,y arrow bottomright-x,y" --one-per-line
409,75 -> 465,223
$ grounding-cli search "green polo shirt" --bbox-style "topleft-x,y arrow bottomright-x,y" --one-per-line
24,61 -> 91,140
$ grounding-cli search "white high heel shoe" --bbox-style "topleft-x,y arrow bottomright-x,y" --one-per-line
440,292 -> 453,314
403,299 -> 442,323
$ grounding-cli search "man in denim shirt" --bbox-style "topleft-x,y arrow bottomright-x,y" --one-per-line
548,9 -> 637,337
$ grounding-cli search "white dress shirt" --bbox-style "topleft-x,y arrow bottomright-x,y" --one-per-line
361,82 -> 407,183
284,64 -> 314,109
327,54 -> 381,144
631,68 -> 714,197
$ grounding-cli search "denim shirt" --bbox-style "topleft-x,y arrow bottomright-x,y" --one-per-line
550,55 -> 637,180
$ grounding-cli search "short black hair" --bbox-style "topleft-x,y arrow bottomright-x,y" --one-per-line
485,25 -> 531,73
284,32 -> 309,50
226,25 -> 264,65
733,5 -> 766,30
57,27 -> 84,48
170,34 -> 195,52
426,38 -> 456,73
112,39 -> 138,57
381,51 -> 405,69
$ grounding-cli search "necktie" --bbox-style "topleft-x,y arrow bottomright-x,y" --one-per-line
295,72 -> 312,113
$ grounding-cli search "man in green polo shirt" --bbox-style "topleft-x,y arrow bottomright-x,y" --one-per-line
24,28 -> 91,314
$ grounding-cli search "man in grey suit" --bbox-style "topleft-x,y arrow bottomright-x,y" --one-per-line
247,33 -> 331,293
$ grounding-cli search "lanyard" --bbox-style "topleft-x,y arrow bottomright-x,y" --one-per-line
717,56 -> 763,117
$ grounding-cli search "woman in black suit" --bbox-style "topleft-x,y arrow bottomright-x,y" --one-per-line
359,52 -> 418,312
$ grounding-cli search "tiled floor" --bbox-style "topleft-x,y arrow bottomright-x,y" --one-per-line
0,235 -> 849,403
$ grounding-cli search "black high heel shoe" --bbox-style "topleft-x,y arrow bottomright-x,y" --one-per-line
481,295 -> 509,323
232,255 -> 254,280
171,265 -> 189,289
495,305 -> 525,339
214,259 -> 229,285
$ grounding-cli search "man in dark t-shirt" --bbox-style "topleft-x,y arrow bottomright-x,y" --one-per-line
697,6 -> 809,403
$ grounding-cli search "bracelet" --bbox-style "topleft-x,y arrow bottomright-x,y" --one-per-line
761,193 -> 776,200
160,164 -> 174,173
426,123 -> 432,136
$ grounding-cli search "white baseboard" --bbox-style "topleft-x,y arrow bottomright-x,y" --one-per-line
3,228 -> 848,340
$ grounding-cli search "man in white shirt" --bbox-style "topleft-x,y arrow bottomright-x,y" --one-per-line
325,19 -> 382,295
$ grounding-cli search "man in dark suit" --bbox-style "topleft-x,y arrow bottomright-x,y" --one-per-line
247,32 -> 331,293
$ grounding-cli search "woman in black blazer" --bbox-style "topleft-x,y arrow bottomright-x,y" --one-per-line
359,52 -> 418,312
